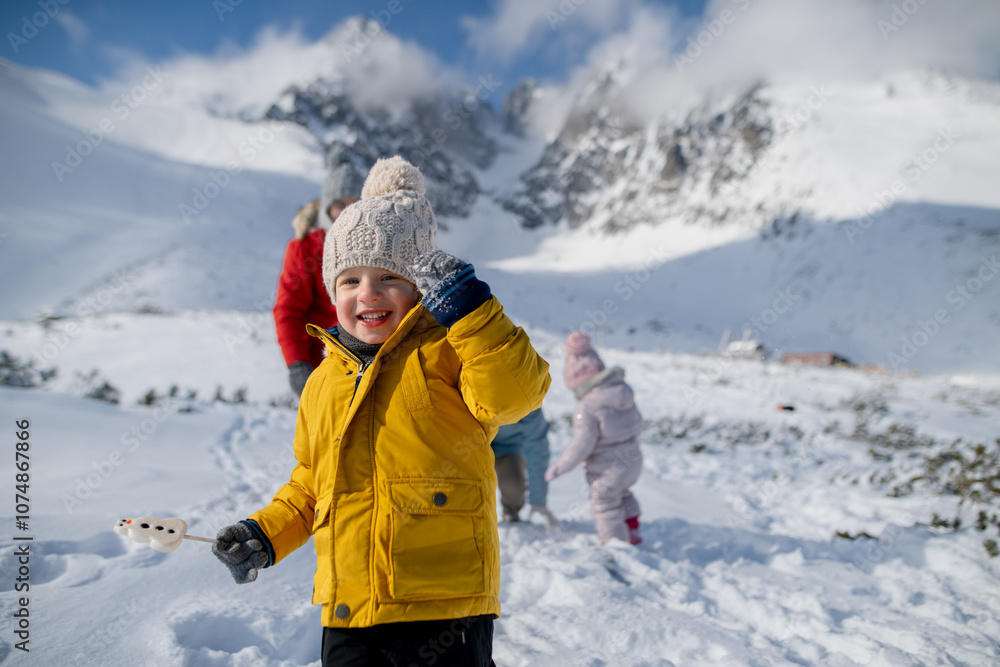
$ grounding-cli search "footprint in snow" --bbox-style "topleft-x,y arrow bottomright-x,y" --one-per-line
0,531 -> 126,591
172,609 -> 321,663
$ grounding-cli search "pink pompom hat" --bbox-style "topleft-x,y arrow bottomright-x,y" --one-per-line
563,331 -> 605,390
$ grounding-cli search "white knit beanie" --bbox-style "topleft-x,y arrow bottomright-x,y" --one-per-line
322,156 -> 437,302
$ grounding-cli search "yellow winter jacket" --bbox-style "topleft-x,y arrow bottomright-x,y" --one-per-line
249,296 -> 550,628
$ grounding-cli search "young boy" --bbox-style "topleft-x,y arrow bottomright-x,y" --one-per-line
213,156 -> 551,666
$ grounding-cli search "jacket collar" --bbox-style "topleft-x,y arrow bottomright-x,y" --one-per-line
573,366 -> 625,400
307,303 -> 434,365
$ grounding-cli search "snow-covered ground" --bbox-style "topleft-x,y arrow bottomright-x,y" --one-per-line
2,317 -> 1000,665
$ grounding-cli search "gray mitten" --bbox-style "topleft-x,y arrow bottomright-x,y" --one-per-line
213,521 -> 271,584
288,361 -> 313,396
411,250 -> 467,296
410,250 -> 491,327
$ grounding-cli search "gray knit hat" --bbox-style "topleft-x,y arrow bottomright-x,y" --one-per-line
322,156 -> 437,302
319,144 -> 365,229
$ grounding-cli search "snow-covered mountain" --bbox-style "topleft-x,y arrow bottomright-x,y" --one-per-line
491,65 -> 1000,375
1,17 -> 999,374
259,18 -> 499,219
500,67 -> 1000,234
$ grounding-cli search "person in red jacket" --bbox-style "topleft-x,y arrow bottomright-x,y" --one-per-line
274,145 -> 363,395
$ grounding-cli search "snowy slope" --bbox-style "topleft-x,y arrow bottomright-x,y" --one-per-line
0,58 -> 323,320
1,327 -> 999,665
484,200 -> 1000,375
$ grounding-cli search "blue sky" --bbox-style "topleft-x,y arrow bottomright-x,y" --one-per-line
0,0 -> 705,98
3,0 -> 998,113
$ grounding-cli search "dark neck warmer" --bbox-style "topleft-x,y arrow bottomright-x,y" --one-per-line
336,327 -> 382,366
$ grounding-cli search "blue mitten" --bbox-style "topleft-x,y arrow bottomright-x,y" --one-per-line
212,520 -> 272,584
411,250 -> 491,327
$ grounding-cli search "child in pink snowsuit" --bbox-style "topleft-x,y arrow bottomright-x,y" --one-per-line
545,332 -> 643,545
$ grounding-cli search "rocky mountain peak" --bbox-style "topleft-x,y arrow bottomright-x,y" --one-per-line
259,17 -> 500,220
500,76 -> 775,232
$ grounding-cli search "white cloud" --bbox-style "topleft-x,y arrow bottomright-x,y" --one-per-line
55,11 -> 90,51
461,0 -> 550,66
521,0 -> 1000,130
679,0 -> 1000,85
461,0 -> 632,68
97,19 -> 456,119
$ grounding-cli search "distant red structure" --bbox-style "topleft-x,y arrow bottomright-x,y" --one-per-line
781,352 -> 852,367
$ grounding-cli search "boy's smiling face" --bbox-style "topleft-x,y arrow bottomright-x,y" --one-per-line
335,266 -> 420,345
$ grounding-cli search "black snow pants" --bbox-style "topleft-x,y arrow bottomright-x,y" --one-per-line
321,614 -> 496,667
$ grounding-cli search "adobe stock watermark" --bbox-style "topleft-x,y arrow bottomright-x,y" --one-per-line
223,293 -> 277,353
60,394 -> 185,513
195,590 -> 304,660
404,72 -> 501,173
717,83 -> 832,199
850,515 -> 917,571
725,433 -> 837,533
741,284 -> 802,339
212,0 -> 242,21
581,608 -> 646,664
557,433 -> 642,525
51,66 -> 168,182
877,0 -> 932,41
884,254 -> 998,373
546,0 -> 588,29
31,268 -> 139,368
443,74 -> 501,130
504,199 -> 545,233
844,127 -> 959,244
200,443 -> 297,537
727,473 -> 789,532
71,598 -> 143,663
576,246 -> 671,339
339,0 -> 414,62
673,0 -> 752,72
6,0 -> 71,54
775,85 -> 834,133
178,119 -> 286,224
684,282 -> 803,404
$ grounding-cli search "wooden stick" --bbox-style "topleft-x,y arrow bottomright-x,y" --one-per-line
183,534 -> 214,544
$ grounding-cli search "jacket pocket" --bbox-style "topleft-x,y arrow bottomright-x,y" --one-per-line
387,479 -> 486,600
311,492 -> 334,604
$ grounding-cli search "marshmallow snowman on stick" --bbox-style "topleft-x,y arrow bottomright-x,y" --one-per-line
114,517 -> 213,552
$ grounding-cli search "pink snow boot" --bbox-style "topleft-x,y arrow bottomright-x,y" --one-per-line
626,516 -> 642,545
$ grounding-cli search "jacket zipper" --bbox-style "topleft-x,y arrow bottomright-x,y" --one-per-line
351,361 -> 369,404
330,334 -> 378,625
319,329 -> 369,404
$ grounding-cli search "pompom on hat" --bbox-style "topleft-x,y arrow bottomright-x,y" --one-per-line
322,156 -> 437,301
564,331 -> 606,390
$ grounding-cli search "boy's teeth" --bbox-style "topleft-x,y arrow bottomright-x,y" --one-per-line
360,312 -> 386,321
